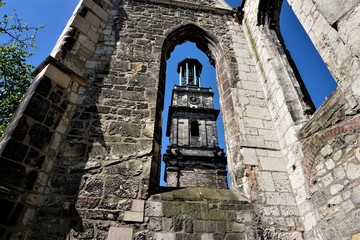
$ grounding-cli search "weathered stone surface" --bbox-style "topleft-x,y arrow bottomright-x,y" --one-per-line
80,178 -> 104,197
347,163 -> 360,180
0,158 -> 37,191
104,160 -> 143,176
256,172 -> 275,191
0,0 -> 358,239
28,123 -> 53,150
49,175 -> 81,195
134,231 -> 152,240
25,148 -> 45,169
24,94 -> 50,123
2,139 -> 28,162
12,116 -> 29,141
59,142 -> 87,157
104,176 -> 139,198
75,197 -> 101,209
145,201 -> 163,217
69,161 -> 101,172
108,226 -> 133,240
123,211 -> 144,223
153,232 -> 176,240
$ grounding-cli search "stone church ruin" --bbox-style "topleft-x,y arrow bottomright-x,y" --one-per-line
0,0 -> 359,239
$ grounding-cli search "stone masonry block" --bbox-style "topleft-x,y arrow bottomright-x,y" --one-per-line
145,201 -> 163,217
182,203 -> 202,219
244,117 -> 264,129
153,232 -> 176,240
259,156 -> 286,172
194,220 -> 206,233
131,199 -> 145,212
265,192 -> 296,206
241,80 -> 262,91
2,139 -> 29,162
84,11 -> 101,28
208,209 -> 225,220
71,15 -> 90,35
78,34 -> 96,52
162,217 -> 173,232
224,233 -> 245,240
303,211 -> 316,231
245,106 -> 271,120
246,135 -> 265,148
148,217 -> 162,231
24,95 -> 50,123
123,211 -> 143,223
107,226 -> 133,240
272,172 -> 292,192
162,202 -> 181,217
216,221 -> 226,233
81,0 -> 94,9
280,206 -> 300,217
242,148 -> 258,165
43,64 -> 72,88
256,172 -> 275,191
91,3 -> 109,21
347,162 -> 360,180
226,223 -> 245,232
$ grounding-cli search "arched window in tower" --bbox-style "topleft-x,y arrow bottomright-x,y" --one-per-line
190,121 -> 199,137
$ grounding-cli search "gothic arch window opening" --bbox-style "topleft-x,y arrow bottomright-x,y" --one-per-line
159,41 -> 227,187
279,1 -> 337,109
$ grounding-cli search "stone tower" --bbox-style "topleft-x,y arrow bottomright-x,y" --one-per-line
0,0 -> 359,239
163,58 -> 227,188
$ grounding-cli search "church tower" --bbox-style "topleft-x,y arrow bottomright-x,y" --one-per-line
163,58 -> 227,188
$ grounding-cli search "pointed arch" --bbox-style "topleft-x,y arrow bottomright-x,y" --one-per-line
161,23 -> 221,65
155,23 -> 237,189
157,24 -> 226,112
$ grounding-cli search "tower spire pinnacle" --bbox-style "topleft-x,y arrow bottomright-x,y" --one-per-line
177,58 -> 203,87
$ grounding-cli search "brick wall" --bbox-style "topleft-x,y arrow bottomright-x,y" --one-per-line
299,88 -> 360,239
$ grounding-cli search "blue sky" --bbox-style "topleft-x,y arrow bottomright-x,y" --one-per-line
1,0 -> 337,186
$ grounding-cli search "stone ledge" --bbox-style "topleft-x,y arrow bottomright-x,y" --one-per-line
149,0 -> 232,14
149,187 -> 250,204
33,56 -> 90,88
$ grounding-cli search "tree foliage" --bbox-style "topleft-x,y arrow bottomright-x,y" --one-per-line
0,0 -> 43,136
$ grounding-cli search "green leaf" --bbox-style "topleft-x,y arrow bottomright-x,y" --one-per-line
0,0 -> 42,137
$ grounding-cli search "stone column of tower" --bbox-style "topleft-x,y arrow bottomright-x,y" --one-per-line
163,58 -> 227,188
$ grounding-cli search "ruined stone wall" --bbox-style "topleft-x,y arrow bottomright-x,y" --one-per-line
104,188 -> 254,240
1,0 -> 268,238
0,63 -> 88,239
0,0 -> 116,238
1,0 -> 313,238
298,89 -> 360,239
288,0 -> 359,100
166,169 -> 228,189
284,0 -> 360,238
0,0 -> 359,239
240,0 -> 360,238
228,0 -> 315,238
